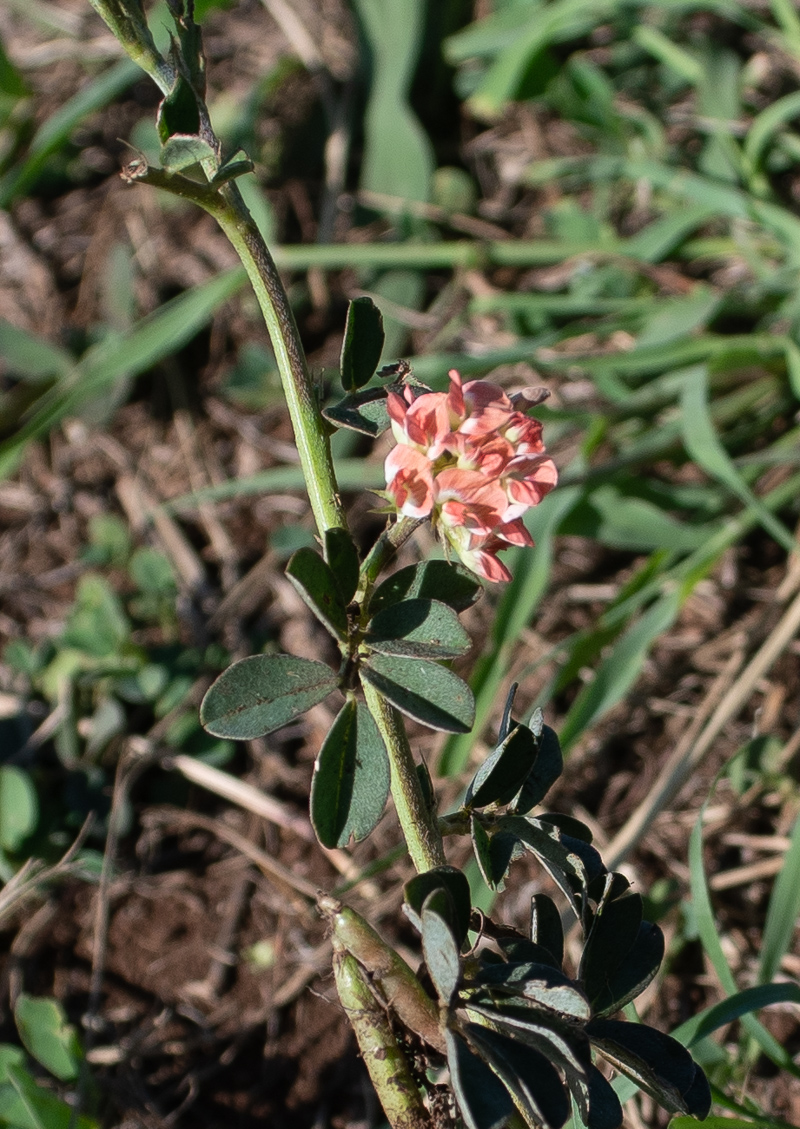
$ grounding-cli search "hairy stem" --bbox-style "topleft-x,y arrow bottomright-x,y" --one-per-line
361,681 -> 446,873
121,166 -> 345,539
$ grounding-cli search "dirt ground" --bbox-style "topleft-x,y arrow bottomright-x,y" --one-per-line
1,2 -> 800,1127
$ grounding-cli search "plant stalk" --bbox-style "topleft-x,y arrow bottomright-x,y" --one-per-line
361,680 -> 446,874
121,165 -> 345,539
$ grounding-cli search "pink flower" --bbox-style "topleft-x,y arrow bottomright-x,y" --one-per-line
384,369 -> 557,581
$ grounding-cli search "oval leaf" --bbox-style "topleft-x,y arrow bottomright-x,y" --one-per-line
310,698 -> 390,848
324,527 -> 360,605
285,547 -> 348,640
445,1029 -> 513,1129
421,890 -> 461,1004
466,724 -> 539,809
404,865 -> 472,948
511,724 -> 563,814
14,995 -> 82,1082
322,387 -> 391,436
473,962 -> 590,1021
530,893 -> 564,969
200,654 -> 338,739
587,1018 -> 711,1119
463,1021 -> 570,1129
366,598 -> 472,659
0,766 -> 38,853
360,653 -> 475,733
340,296 -> 385,391
370,560 -> 481,614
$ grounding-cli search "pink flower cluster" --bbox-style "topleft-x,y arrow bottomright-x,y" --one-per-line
383,369 -> 558,582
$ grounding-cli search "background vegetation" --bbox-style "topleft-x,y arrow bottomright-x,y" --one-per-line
0,0 -> 799,1126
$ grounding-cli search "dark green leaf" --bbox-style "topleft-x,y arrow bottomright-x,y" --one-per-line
445,1029 -> 513,1129
211,150 -> 255,185
498,682 -> 519,743
285,547 -> 349,641
366,598 -> 471,659
3,1064 -> 98,1129
567,1065 -> 623,1129
404,865 -> 471,948
511,724 -> 563,814
324,527 -> 360,605
530,894 -> 564,968
421,890 -> 461,1004
322,387 -> 391,436
340,296 -> 385,391
310,698 -> 389,848
488,831 -> 522,893
462,1022 -> 570,1129
499,816 -> 605,922
471,961 -> 590,1021
470,1000 -> 591,1080
471,814 -> 498,891
160,134 -> 216,171
370,560 -> 482,615
157,72 -> 200,143
200,654 -> 338,739
498,936 -> 562,970
581,889 -> 664,1015
466,724 -> 539,809
587,1019 -> 711,1118
538,813 -> 593,843
360,653 -> 475,733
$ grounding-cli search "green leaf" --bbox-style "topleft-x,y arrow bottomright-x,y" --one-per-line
500,815 -> 604,922
580,887 -> 664,1016
285,547 -> 349,641
360,653 -> 475,733
340,297 -> 385,392
160,133 -> 216,171
681,367 -> 797,555
0,767 -> 38,853
584,1065 -> 624,1129
404,865 -> 472,949
0,321 -> 72,382
421,890 -> 461,1004
324,527 -> 360,605
322,387 -> 391,436
366,598 -> 472,659
14,996 -> 81,1082
353,0 -> 433,203
369,560 -> 482,615
530,893 -> 564,968
587,1019 -> 711,1119
758,812 -> 800,986
558,590 -> 681,753
469,1000 -> 591,1080
445,1029 -> 514,1129
471,814 -> 500,891
672,981 -> 800,1049
129,548 -> 176,595
61,575 -> 130,658
466,724 -> 539,809
2,1063 -> 98,1129
462,1022 -> 570,1129
472,961 -> 590,1021
310,698 -> 389,848
200,654 -> 338,739
511,724 -> 563,814
157,72 -> 200,143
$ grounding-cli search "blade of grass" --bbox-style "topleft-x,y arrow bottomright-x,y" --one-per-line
680,367 -> 798,556
689,771 -> 800,1079
757,812 -> 800,985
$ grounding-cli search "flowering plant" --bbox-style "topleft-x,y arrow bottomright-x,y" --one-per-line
384,369 -> 558,581
84,3 -> 712,1127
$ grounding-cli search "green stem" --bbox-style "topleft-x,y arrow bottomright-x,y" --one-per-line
361,680 -> 445,874
125,164 -> 345,539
